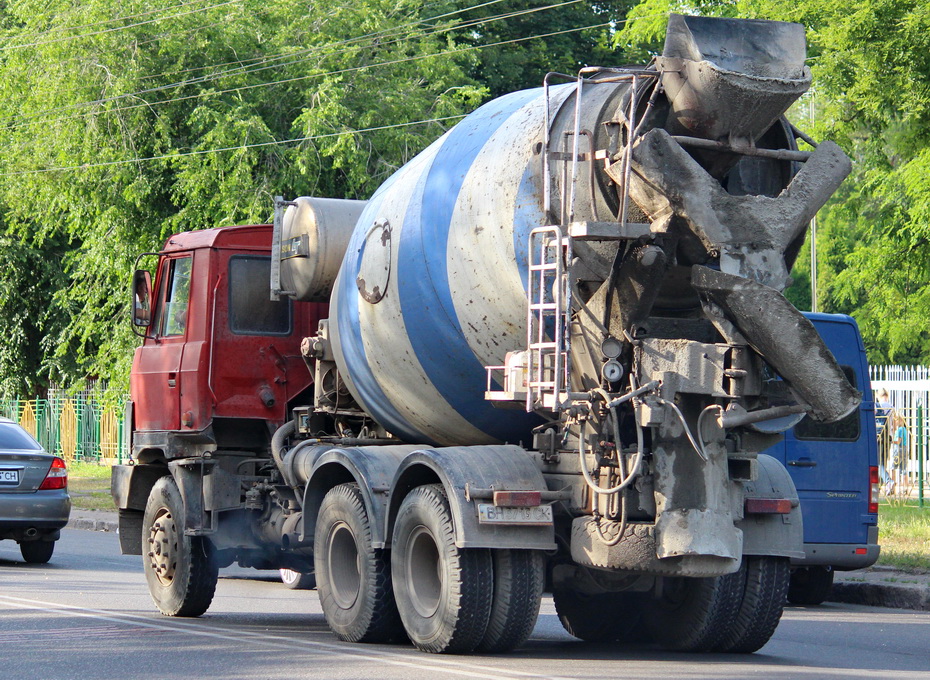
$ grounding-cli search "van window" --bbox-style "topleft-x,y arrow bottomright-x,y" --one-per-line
794,365 -> 860,441
228,255 -> 291,335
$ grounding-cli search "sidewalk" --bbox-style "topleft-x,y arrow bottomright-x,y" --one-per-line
66,509 -> 930,612
832,565 -> 930,611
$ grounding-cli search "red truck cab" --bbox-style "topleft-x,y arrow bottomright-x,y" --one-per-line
130,224 -> 325,461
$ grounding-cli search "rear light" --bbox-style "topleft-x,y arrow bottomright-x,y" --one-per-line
868,466 -> 879,514
493,491 -> 541,507
39,457 -> 67,490
744,498 -> 793,514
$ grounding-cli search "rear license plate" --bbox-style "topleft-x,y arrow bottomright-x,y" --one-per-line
0,469 -> 20,484
477,503 -> 553,525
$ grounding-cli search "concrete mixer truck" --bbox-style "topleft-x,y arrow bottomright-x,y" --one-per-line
112,14 -> 861,655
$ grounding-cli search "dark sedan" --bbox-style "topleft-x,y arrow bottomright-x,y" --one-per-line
0,418 -> 71,563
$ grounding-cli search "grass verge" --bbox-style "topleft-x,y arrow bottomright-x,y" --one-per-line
67,460 -> 115,512
877,500 -> 930,572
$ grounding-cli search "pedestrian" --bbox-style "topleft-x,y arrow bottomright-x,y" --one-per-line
884,411 -> 908,496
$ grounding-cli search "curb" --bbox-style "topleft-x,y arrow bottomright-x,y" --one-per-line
67,517 -> 118,533
829,581 -> 930,611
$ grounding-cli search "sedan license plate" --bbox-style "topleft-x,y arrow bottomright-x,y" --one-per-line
0,468 -> 20,485
477,503 -> 553,525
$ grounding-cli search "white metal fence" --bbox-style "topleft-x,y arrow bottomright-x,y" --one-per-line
870,365 -> 929,503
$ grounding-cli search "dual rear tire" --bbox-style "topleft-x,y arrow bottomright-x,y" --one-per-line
314,483 -> 544,654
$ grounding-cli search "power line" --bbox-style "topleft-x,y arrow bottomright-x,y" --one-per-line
4,0 -> 227,45
3,2 -> 593,132
0,0 -> 527,127
0,115 -> 468,176
1,0 -> 243,51
0,18 -> 616,176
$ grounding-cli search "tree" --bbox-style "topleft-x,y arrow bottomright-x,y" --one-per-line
0,0 -> 485,395
620,0 -> 930,363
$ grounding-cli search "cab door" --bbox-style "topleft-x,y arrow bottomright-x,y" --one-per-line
131,255 -> 193,431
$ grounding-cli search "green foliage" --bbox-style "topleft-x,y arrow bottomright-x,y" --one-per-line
0,0 -> 489,396
622,0 -> 930,364
450,0 -> 636,98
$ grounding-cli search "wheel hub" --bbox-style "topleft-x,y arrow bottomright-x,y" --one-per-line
327,521 -> 361,609
147,508 -> 179,586
406,526 -> 442,618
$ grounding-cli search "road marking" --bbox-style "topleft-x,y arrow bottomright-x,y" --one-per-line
0,595 -> 577,680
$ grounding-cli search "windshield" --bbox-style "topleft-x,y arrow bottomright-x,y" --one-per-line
0,423 -> 43,450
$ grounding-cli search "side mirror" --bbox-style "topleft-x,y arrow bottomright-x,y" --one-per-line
132,269 -> 152,327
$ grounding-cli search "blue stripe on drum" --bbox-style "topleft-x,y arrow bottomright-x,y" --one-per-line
335,183 -> 432,444
397,88 -> 543,442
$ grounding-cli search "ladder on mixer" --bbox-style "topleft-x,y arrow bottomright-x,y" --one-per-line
526,226 -> 572,411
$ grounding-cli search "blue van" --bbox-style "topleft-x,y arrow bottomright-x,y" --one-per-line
765,313 -> 880,604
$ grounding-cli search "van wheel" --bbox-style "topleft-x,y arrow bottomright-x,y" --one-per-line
314,483 -> 401,642
716,557 -> 790,653
391,484 -> 493,653
20,540 -> 55,564
476,549 -> 544,653
143,475 -> 218,617
788,566 -> 834,605
643,572 -> 743,652
552,587 -> 645,643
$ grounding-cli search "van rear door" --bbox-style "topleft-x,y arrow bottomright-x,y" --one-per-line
776,314 -> 876,545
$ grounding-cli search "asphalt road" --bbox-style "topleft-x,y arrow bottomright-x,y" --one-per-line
1,529 -> 928,680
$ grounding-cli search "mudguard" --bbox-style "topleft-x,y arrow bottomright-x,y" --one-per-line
385,445 -> 556,551
738,453 -> 805,559
300,445 -> 418,549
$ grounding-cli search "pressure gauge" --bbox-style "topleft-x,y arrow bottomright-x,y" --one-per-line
600,336 -> 622,359
602,360 -> 625,384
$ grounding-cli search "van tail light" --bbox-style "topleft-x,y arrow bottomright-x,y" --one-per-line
39,457 -> 68,490
868,466 -> 879,514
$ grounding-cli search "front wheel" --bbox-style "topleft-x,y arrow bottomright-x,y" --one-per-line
20,539 -> 55,564
391,484 -> 493,654
142,475 -> 218,617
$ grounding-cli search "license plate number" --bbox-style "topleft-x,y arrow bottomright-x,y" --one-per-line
0,469 -> 20,484
477,503 -> 553,525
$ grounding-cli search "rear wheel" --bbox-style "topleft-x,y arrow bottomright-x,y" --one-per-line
314,483 -> 401,643
142,475 -> 218,617
788,566 -> 834,605
476,549 -> 544,653
20,540 -> 55,564
391,484 -> 493,654
716,556 -> 790,653
643,572 -> 743,652
552,587 -> 645,643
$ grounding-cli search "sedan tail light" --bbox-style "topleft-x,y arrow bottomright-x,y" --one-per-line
868,466 -> 879,514
39,457 -> 68,490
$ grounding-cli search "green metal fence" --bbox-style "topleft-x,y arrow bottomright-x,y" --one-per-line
0,385 -> 127,464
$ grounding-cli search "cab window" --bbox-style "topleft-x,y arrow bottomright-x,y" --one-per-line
228,255 -> 291,335
155,257 -> 192,337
